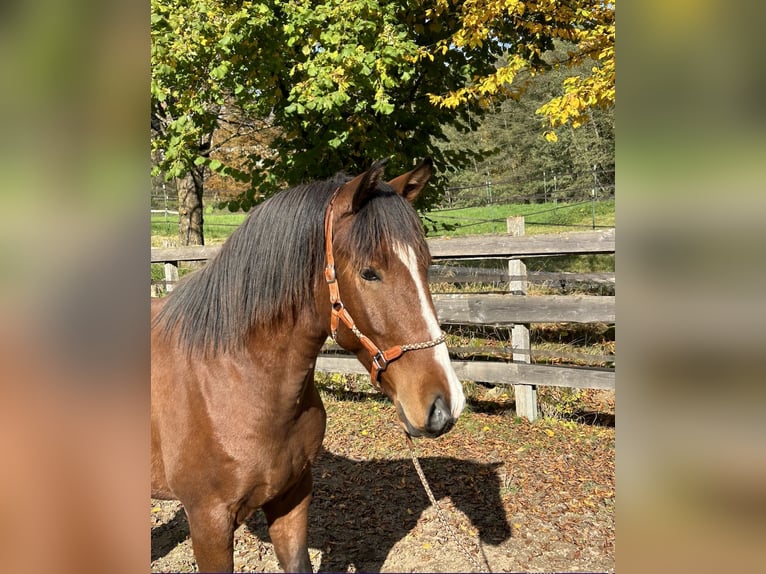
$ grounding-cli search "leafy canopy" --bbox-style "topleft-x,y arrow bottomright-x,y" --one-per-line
425,0 -> 615,143
151,0 -> 615,208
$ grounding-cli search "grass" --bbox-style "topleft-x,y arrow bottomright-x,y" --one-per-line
422,199 -> 614,237
151,211 -> 248,246
151,199 -> 615,246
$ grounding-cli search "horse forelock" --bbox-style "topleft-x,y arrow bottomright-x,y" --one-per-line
342,183 -> 429,272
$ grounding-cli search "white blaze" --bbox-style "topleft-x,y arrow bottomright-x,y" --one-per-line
394,244 -> 466,419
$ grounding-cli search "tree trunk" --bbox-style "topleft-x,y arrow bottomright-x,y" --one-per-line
177,166 -> 204,246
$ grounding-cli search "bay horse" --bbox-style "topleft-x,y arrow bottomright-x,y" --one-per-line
151,158 -> 465,572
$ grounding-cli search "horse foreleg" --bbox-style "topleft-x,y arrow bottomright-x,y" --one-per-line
262,469 -> 314,573
186,502 -> 235,573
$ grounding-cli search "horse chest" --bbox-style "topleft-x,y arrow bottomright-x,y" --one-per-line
230,397 -> 326,516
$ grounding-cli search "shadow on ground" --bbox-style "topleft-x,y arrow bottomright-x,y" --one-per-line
151,505 -> 190,562
249,449 -> 511,572
151,450 -> 511,572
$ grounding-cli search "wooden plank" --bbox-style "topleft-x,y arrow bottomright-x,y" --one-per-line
429,265 -> 508,283
451,361 -> 615,390
150,252 -> 615,291
428,267 -> 616,286
150,230 -> 614,264
315,355 -> 615,391
427,228 -> 614,259
150,229 -> 614,264
446,346 -> 615,365
151,245 -> 220,263
433,293 -> 615,324
528,271 -> 615,284
315,356 -> 370,377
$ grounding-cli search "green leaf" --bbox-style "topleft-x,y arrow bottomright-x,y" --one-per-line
210,63 -> 228,80
220,33 -> 235,47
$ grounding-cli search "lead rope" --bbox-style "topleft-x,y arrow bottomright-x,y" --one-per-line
405,434 -> 492,573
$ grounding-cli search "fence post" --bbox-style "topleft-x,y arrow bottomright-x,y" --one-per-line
507,216 -> 538,421
591,164 -> 598,230
164,262 -> 179,292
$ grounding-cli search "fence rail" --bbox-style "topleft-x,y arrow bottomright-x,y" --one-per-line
150,229 -> 615,263
427,228 -> 615,259
430,266 -> 615,286
433,294 -> 615,324
315,356 -> 614,391
151,226 -> 615,420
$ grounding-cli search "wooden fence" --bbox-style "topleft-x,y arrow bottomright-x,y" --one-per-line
151,222 -> 615,420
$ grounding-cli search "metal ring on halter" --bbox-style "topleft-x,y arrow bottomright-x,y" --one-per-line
371,351 -> 388,374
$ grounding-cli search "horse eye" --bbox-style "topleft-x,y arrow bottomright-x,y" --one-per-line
360,267 -> 381,282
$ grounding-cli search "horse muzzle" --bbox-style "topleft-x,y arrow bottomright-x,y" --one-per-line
397,395 -> 455,438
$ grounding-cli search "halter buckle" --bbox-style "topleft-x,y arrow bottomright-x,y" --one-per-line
371,351 -> 388,376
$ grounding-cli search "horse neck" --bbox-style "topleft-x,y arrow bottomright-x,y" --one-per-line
243,309 -> 329,380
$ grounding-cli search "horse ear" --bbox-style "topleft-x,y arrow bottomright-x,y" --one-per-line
387,158 -> 433,203
351,158 -> 389,213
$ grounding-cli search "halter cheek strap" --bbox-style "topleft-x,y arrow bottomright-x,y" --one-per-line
323,187 -> 446,389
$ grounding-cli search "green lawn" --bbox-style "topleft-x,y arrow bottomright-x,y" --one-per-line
151,211 -> 248,244
422,199 -> 615,237
151,199 -> 615,245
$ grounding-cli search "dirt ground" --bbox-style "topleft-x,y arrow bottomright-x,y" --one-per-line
151,389 -> 614,573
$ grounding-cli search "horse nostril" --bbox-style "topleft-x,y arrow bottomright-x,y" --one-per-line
426,395 -> 453,436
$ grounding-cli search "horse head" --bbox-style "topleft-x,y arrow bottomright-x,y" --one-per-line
321,159 -> 465,438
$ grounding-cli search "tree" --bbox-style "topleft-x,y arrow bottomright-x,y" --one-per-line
151,0 -> 615,243
151,0 -> 258,244
204,102 -> 278,207
426,0 -> 615,142
435,40 -> 614,205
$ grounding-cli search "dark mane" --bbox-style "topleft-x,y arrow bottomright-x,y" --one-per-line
153,175 -> 429,356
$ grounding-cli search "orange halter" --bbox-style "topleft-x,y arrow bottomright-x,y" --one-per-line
323,188 -> 446,388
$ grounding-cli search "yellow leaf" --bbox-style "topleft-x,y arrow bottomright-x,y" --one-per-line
482,425 -> 490,432
545,429 -> 555,437
422,543 -> 432,550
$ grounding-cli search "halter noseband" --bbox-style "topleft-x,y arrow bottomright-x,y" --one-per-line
323,187 -> 447,389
